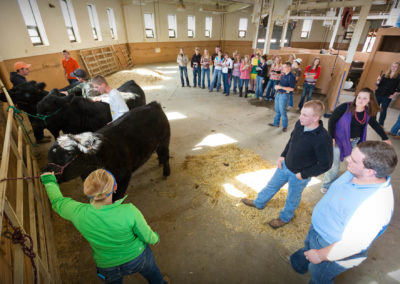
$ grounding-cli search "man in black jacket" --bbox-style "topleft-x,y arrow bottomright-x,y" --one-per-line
191,47 -> 202,88
10,61 -> 31,87
242,100 -> 333,228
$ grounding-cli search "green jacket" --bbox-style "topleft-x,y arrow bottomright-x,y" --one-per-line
41,174 -> 159,268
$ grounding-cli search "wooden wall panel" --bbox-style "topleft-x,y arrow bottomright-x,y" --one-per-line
129,41 -> 222,65
0,44 -> 129,90
357,28 -> 400,109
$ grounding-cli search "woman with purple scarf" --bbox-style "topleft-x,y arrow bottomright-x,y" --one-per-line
320,88 -> 391,193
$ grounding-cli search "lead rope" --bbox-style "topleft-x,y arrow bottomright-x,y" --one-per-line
2,213 -> 38,284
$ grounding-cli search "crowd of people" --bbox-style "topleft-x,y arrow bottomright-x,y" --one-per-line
7,47 -> 400,284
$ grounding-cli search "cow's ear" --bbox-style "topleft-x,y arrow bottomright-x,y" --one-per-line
74,132 -> 102,154
37,82 -> 46,91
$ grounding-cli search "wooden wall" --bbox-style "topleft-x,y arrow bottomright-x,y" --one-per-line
0,44 -> 128,90
128,40 -> 253,65
357,28 -> 400,109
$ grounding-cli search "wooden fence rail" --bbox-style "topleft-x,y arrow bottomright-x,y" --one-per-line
0,79 -> 60,284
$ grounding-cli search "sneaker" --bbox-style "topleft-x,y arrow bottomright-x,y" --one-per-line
269,218 -> 288,229
320,188 -> 328,194
241,198 -> 257,208
268,123 -> 278,127
282,128 -> 288,132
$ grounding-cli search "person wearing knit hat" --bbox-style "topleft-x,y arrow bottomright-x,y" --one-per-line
10,61 -> 31,87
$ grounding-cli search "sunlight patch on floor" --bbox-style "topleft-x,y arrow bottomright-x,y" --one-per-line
195,133 -> 237,147
166,112 -> 187,120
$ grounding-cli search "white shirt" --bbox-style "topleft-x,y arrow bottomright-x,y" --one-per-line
107,89 -> 129,121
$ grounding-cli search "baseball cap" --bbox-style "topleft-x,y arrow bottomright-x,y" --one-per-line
70,68 -> 87,79
14,61 -> 31,71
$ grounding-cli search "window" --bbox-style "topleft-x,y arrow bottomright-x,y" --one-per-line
168,14 -> 177,38
17,0 -> 49,46
87,4 -> 102,40
238,18 -> 248,38
144,13 -> 155,38
205,16 -> 212,38
301,19 -> 312,39
60,0 -> 80,42
106,8 -> 118,39
188,15 -> 195,38
362,30 -> 377,53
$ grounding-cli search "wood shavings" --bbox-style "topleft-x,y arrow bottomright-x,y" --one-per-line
182,144 -> 312,251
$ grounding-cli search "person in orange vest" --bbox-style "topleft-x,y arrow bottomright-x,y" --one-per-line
62,50 -> 79,85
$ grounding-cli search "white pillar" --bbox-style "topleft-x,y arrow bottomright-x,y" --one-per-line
345,0 -> 372,63
280,10 -> 291,48
329,7 -> 344,49
263,0 -> 275,54
252,22 -> 260,49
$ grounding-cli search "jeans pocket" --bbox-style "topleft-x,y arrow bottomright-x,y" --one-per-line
97,267 -> 122,282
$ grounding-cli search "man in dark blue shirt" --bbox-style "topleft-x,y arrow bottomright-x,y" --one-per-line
268,62 -> 296,132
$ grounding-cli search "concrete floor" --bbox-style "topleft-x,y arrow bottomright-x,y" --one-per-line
37,62 -> 400,284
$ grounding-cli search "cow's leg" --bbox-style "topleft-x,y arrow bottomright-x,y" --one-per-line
156,144 -> 170,177
112,174 -> 131,202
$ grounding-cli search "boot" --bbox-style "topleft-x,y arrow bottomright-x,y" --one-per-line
244,86 -> 248,98
239,86 -> 243,97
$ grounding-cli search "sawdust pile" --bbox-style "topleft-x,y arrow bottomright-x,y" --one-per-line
182,144 -> 312,251
106,68 -> 166,88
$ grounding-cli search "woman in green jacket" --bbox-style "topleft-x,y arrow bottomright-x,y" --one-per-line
41,169 -> 165,284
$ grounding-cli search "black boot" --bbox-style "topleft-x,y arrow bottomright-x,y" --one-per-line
239,86 -> 243,97
244,86 -> 248,98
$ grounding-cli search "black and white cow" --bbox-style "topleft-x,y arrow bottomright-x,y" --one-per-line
37,80 -> 146,138
43,101 -> 171,201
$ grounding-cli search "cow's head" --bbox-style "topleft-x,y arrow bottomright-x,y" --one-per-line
4,81 -> 48,106
37,91 -> 74,116
44,132 -> 103,182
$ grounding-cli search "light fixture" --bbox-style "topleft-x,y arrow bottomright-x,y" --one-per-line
177,0 -> 186,11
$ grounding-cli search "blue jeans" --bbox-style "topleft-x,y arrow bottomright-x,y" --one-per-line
239,78 -> 249,89
210,69 -> 222,91
254,161 -> 310,223
288,93 -> 294,107
179,66 -> 190,86
201,68 -> 210,88
228,71 -> 233,88
291,225 -> 356,284
322,138 -> 359,190
222,73 -> 230,94
193,66 -> 201,87
265,79 -> 279,100
376,95 -> 392,126
255,76 -> 264,99
390,114 -> 400,135
232,76 -> 240,93
272,92 -> 289,128
298,83 -> 315,109
96,245 -> 165,284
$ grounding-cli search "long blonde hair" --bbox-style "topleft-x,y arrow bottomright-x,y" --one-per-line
384,61 -> 400,78
84,169 -> 115,205
272,56 -> 281,69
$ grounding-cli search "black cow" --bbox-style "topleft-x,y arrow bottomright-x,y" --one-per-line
0,81 -> 48,142
37,80 -> 146,138
44,101 -> 171,201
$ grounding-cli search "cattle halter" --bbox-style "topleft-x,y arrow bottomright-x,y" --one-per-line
47,155 -> 78,176
0,155 -> 78,183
